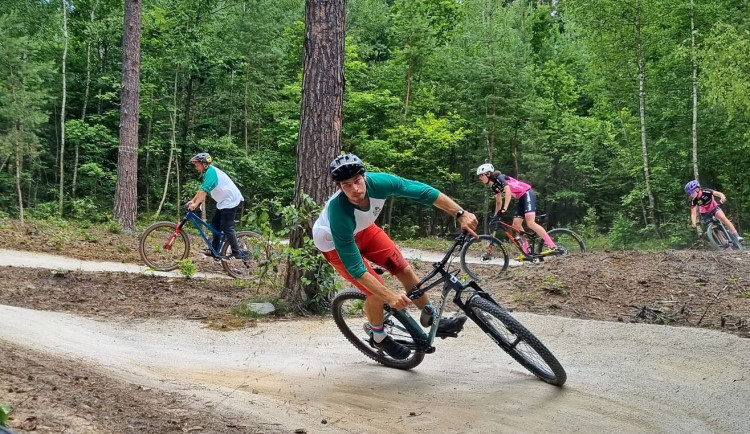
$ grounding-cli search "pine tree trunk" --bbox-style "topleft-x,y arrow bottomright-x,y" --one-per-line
282,0 -> 346,311
58,0 -> 69,216
113,0 -> 141,232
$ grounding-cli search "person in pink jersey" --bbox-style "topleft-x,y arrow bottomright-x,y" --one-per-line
476,163 -> 560,257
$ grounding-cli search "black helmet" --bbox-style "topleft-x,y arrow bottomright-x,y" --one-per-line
330,153 -> 365,182
190,152 -> 212,164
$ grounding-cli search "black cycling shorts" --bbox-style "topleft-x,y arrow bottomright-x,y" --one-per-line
514,189 -> 537,218
700,206 -> 722,224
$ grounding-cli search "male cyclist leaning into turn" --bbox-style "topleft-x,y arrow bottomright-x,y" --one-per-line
685,180 -> 743,247
476,163 -> 560,259
313,154 -> 478,360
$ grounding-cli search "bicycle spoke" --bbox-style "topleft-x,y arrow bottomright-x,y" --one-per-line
139,222 -> 189,271
469,297 -> 566,386
331,289 -> 425,370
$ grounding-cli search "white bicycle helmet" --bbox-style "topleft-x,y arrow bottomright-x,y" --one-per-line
476,163 -> 495,175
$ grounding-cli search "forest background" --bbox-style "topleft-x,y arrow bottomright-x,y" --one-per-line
1,0 -> 749,249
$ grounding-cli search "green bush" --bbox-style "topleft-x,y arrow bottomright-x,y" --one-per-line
0,403 -> 11,427
178,258 -> 197,278
608,213 -> 638,249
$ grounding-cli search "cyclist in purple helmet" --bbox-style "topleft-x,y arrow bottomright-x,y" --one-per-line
685,180 -> 743,246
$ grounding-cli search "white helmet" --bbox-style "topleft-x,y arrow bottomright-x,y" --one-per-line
476,163 -> 495,175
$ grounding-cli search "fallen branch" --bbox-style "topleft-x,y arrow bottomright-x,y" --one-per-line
697,284 -> 729,326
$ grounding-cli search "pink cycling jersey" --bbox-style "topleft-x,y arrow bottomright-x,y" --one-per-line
690,188 -> 719,214
491,174 -> 532,199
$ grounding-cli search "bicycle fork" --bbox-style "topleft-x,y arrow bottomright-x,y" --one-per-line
164,221 -> 186,250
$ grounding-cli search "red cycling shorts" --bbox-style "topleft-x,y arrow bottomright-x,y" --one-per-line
322,224 -> 409,295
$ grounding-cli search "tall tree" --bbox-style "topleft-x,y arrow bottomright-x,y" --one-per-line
58,0 -> 69,216
0,14 -> 50,224
113,0 -> 141,231
282,0 -> 345,310
690,0 -> 699,181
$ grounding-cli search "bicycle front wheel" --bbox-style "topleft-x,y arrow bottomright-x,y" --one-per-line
460,235 -> 510,281
468,297 -> 567,386
706,223 -> 729,250
139,221 -> 190,271
221,231 -> 264,279
331,289 -> 425,370
537,228 -> 586,256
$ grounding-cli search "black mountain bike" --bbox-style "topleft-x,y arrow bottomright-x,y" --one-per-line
460,214 -> 586,281
704,216 -> 744,251
330,231 -> 567,386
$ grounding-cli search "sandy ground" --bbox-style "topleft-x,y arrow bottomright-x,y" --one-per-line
2,302 -> 749,433
2,245 -> 749,433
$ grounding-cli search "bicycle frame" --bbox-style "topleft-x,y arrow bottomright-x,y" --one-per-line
171,210 -> 226,256
490,215 -> 548,256
385,232 -> 502,353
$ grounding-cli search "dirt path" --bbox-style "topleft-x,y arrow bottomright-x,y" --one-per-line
2,304 -> 749,433
2,247 -> 749,433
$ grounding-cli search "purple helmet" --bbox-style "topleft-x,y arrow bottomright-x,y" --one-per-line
684,180 -> 700,194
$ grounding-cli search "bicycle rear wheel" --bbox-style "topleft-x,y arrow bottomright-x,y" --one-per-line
468,297 -> 566,386
331,289 -> 425,370
460,235 -> 510,281
139,222 -> 190,271
537,228 -> 586,256
220,231 -> 263,279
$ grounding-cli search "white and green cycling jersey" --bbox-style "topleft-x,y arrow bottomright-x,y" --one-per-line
199,165 -> 243,209
312,172 -> 439,278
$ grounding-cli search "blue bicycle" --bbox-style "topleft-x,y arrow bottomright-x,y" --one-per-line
138,208 -> 262,279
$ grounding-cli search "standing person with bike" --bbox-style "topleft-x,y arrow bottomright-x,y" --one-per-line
313,154 -> 478,360
685,180 -> 743,247
476,163 -> 559,258
186,152 -> 245,259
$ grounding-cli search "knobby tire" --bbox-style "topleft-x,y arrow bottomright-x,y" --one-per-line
468,297 -> 567,386
460,234 -> 510,281
220,231 -> 263,279
331,289 -> 425,370
536,228 -> 586,256
139,221 -> 190,271
706,223 -> 742,251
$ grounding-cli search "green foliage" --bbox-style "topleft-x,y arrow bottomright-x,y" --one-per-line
105,220 -> 122,234
537,275 -> 569,296
244,194 -> 339,308
608,214 -> 639,250
178,258 -> 197,278
50,231 -> 71,249
0,403 -> 10,427
3,0 -> 749,252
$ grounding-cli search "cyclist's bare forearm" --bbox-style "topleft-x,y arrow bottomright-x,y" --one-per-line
712,190 -> 727,203
357,272 -> 410,309
432,193 -> 478,237
187,190 -> 207,210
